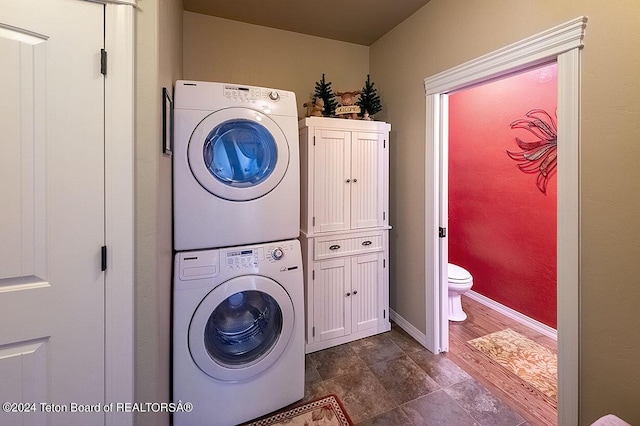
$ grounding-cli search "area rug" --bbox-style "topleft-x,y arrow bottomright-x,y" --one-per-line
246,395 -> 353,426
467,328 -> 557,400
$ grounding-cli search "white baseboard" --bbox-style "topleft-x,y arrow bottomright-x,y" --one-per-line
465,290 -> 557,340
389,309 -> 429,348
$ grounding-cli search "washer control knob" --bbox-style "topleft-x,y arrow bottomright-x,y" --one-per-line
272,247 -> 284,261
268,91 -> 280,101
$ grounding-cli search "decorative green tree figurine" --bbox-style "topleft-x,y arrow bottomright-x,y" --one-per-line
314,74 -> 337,117
357,74 -> 382,120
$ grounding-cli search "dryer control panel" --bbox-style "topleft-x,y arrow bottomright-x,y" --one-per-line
223,84 -> 288,104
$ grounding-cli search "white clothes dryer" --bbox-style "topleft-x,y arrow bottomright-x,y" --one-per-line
173,80 -> 300,251
172,239 -> 305,426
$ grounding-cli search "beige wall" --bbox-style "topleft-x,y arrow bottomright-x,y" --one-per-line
135,0 -> 182,425
370,0 -> 640,423
182,12 -> 370,118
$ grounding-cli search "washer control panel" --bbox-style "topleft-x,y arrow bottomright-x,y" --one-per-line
266,241 -> 297,263
176,240 -> 302,286
225,247 -> 261,272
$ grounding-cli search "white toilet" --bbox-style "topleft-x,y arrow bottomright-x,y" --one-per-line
448,263 -> 473,321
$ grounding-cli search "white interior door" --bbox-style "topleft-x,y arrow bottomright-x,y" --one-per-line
0,1 -> 106,425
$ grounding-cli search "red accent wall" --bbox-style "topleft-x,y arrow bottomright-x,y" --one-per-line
448,63 -> 558,329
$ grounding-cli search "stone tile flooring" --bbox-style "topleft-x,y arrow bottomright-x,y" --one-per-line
303,324 -> 527,425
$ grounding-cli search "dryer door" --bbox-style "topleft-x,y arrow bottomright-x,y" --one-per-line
189,275 -> 295,381
188,108 -> 289,201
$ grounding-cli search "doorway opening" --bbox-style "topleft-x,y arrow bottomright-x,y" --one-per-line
424,17 -> 586,426
448,62 -> 558,331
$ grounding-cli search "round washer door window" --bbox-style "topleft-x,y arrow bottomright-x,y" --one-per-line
188,108 -> 289,201
188,275 -> 294,381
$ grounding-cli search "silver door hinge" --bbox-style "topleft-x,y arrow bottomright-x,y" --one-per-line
101,246 -> 107,271
100,49 -> 107,75
439,227 -> 447,238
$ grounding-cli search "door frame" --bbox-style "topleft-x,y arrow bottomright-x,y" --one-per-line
100,1 -> 135,425
424,17 -> 586,426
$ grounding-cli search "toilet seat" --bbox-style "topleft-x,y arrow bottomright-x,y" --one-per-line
448,263 -> 472,284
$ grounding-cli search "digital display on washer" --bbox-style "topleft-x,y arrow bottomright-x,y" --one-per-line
227,249 -> 255,257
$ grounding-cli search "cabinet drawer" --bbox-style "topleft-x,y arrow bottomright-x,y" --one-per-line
314,232 -> 383,260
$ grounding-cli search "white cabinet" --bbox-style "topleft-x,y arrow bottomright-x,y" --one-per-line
300,118 -> 390,235
299,117 -> 391,353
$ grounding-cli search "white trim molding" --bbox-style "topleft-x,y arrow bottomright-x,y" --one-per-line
425,17 -> 587,95
465,291 -> 557,340
424,16 -> 586,426
389,309 -> 428,348
100,1 -> 136,425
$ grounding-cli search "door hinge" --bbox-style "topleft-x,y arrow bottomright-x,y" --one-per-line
439,227 -> 447,238
312,326 -> 315,337
312,217 -> 315,227
383,309 -> 386,319
313,135 -> 316,146
100,49 -> 107,76
383,259 -> 386,268
384,139 -> 386,148
312,269 -> 315,280
383,211 -> 386,221
101,246 -> 107,271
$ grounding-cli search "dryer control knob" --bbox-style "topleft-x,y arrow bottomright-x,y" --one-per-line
272,247 -> 284,260
268,91 -> 280,101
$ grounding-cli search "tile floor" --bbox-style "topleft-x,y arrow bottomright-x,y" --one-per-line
302,323 -> 528,425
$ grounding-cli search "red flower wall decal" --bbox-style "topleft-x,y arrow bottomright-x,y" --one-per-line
507,109 -> 557,194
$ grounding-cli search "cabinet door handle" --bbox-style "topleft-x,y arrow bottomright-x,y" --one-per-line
346,292 -> 351,297
362,240 -> 372,246
346,179 -> 351,183
329,244 -> 341,250
353,290 -> 358,295
353,178 -> 358,183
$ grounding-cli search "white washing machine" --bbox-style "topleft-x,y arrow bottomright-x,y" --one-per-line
173,80 -> 300,251
172,239 -> 305,426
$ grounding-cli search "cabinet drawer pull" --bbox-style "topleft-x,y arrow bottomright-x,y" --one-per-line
362,240 -> 372,246
329,244 -> 341,250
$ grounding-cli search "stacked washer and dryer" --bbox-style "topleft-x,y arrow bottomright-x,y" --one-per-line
172,81 -> 304,426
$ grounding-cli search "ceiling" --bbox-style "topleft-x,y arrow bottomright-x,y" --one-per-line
182,0 -> 432,46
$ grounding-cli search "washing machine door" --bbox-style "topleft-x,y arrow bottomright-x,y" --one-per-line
188,108 -> 289,201
188,275 -> 295,382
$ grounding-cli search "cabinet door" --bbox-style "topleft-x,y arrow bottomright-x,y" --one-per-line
350,132 -> 385,229
313,258 -> 352,342
313,129 -> 351,232
351,252 -> 385,332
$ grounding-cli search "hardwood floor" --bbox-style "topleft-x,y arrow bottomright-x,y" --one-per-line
447,295 -> 558,425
